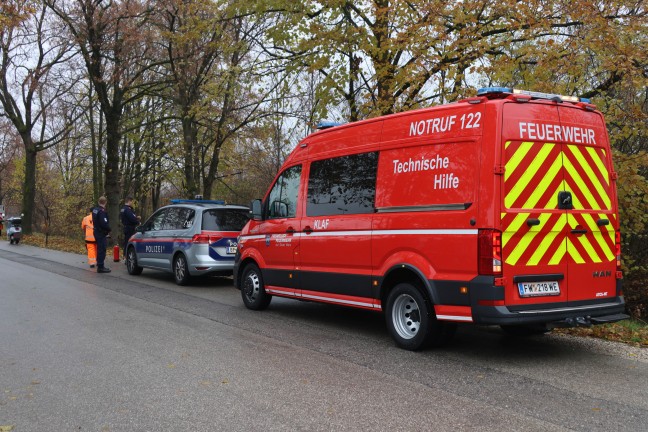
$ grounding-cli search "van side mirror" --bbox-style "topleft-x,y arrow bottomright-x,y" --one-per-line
250,199 -> 263,221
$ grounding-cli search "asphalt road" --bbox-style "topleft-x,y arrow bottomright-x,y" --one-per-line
0,241 -> 646,432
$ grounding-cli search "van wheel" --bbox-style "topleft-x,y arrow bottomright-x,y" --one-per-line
385,283 -> 456,351
126,246 -> 143,275
241,264 -> 272,310
500,324 -> 551,336
173,254 -> 191,286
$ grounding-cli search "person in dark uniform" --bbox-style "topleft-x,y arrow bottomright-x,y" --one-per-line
92,196 -> 112,273
120,196 -> 140,259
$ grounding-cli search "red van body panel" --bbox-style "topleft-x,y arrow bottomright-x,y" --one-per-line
235,91 -> 626,332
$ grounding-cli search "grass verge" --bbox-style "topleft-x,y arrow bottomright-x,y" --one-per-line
556,320 -> 648,347
17,233 -> 648,348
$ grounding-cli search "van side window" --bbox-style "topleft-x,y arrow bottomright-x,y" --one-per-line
163,207 -> 195,230
266,165 -> 302,219
307,152 -> 378,216
147,209 -> 168,231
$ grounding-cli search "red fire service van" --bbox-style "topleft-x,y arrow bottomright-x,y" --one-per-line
234,87 -> 628,350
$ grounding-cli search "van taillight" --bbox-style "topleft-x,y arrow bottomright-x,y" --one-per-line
192,233 -> 222,244
478,229 -> 503,276
615,230 -> 622,270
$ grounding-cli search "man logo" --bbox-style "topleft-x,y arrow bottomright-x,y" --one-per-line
592,270 -> 612,278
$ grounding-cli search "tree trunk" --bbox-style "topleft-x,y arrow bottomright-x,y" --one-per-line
21,142 -> 37,235
104,111 -> 121,236
181,113 -> 200,198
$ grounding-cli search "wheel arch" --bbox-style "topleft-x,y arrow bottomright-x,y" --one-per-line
380,264 -> 439,308
235,257 -> 260,289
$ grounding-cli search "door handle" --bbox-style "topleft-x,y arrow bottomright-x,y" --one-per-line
597,219 -> 610,226
570,229 -> 588,235
526,218 -> 540,226
286,228 -> 296,234
303,226 -> 313,234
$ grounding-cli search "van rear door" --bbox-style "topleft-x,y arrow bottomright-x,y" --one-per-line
500,102 -> 617,305
557,105 -> 617,301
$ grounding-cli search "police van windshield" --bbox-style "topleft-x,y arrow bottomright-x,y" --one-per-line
202,209 -> 248,231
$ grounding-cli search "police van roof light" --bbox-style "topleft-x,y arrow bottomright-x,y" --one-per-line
513,89 -> 577,103
476,87 -> 513,96
317,121 -> 344,130
171,199 -> 225,205
477,87 -> 590,104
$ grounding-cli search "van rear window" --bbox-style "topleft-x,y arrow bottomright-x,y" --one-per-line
202,209 -> 249,231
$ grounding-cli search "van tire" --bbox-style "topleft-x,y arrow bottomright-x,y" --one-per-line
385,282 -> 456,351
173,254 -> 191,286
126,246 -> 143,275
500,324 -> 551,336
241,263 -> 272,310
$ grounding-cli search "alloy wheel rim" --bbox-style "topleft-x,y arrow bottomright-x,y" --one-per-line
175,257 -> 185,281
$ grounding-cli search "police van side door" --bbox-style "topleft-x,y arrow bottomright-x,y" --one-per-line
136,209 -> 169,268
158,207 -> 194,271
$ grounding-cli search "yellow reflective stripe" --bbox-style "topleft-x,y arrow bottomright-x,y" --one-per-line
504,141 -> 533,181
566,239 -> 586,264
568,145 -> 611,209
505,140 -> 512,150
563,157 -> 601,210
521,156 -> 563,209
503,214 -> 533,265
587,146 -> 610,186
583,213 -> 614,261
505,143 -> 555,207
577,234 -> 602,262
527,213 -> 564,265
502,213 -> 529,250
548,239 -> 567,265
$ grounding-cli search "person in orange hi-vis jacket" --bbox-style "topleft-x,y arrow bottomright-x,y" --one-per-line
81,208 -> 97,268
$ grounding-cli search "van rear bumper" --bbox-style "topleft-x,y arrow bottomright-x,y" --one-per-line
470,276 -> 627,326
473,299 -> 627,326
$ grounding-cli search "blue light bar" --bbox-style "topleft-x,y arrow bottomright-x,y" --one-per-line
171,199 -> 225,205
579,97 -> 591,104
317,121 -> 344,130
477,87 -> 513,96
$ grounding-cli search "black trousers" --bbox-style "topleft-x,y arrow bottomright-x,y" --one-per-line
96,235 -> 107,268
123,226 -> 136,252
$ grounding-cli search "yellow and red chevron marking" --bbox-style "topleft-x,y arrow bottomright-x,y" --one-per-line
504,141 -> 611,211
562,145 -> 611,210
566,213 -> 615,264
502,141 -> 615,266
501,212 -> 567,266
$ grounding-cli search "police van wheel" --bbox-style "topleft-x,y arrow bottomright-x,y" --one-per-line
385,283 -> 455,351
241,264 -> 272,310
126,247 -> 143,275
173,254 -> 191,286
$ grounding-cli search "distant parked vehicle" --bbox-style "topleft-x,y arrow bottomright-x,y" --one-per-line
7,217 -> 22,245
125,199 -> 249,285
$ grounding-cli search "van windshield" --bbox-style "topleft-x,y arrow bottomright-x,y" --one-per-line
202,209 -> 248,231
